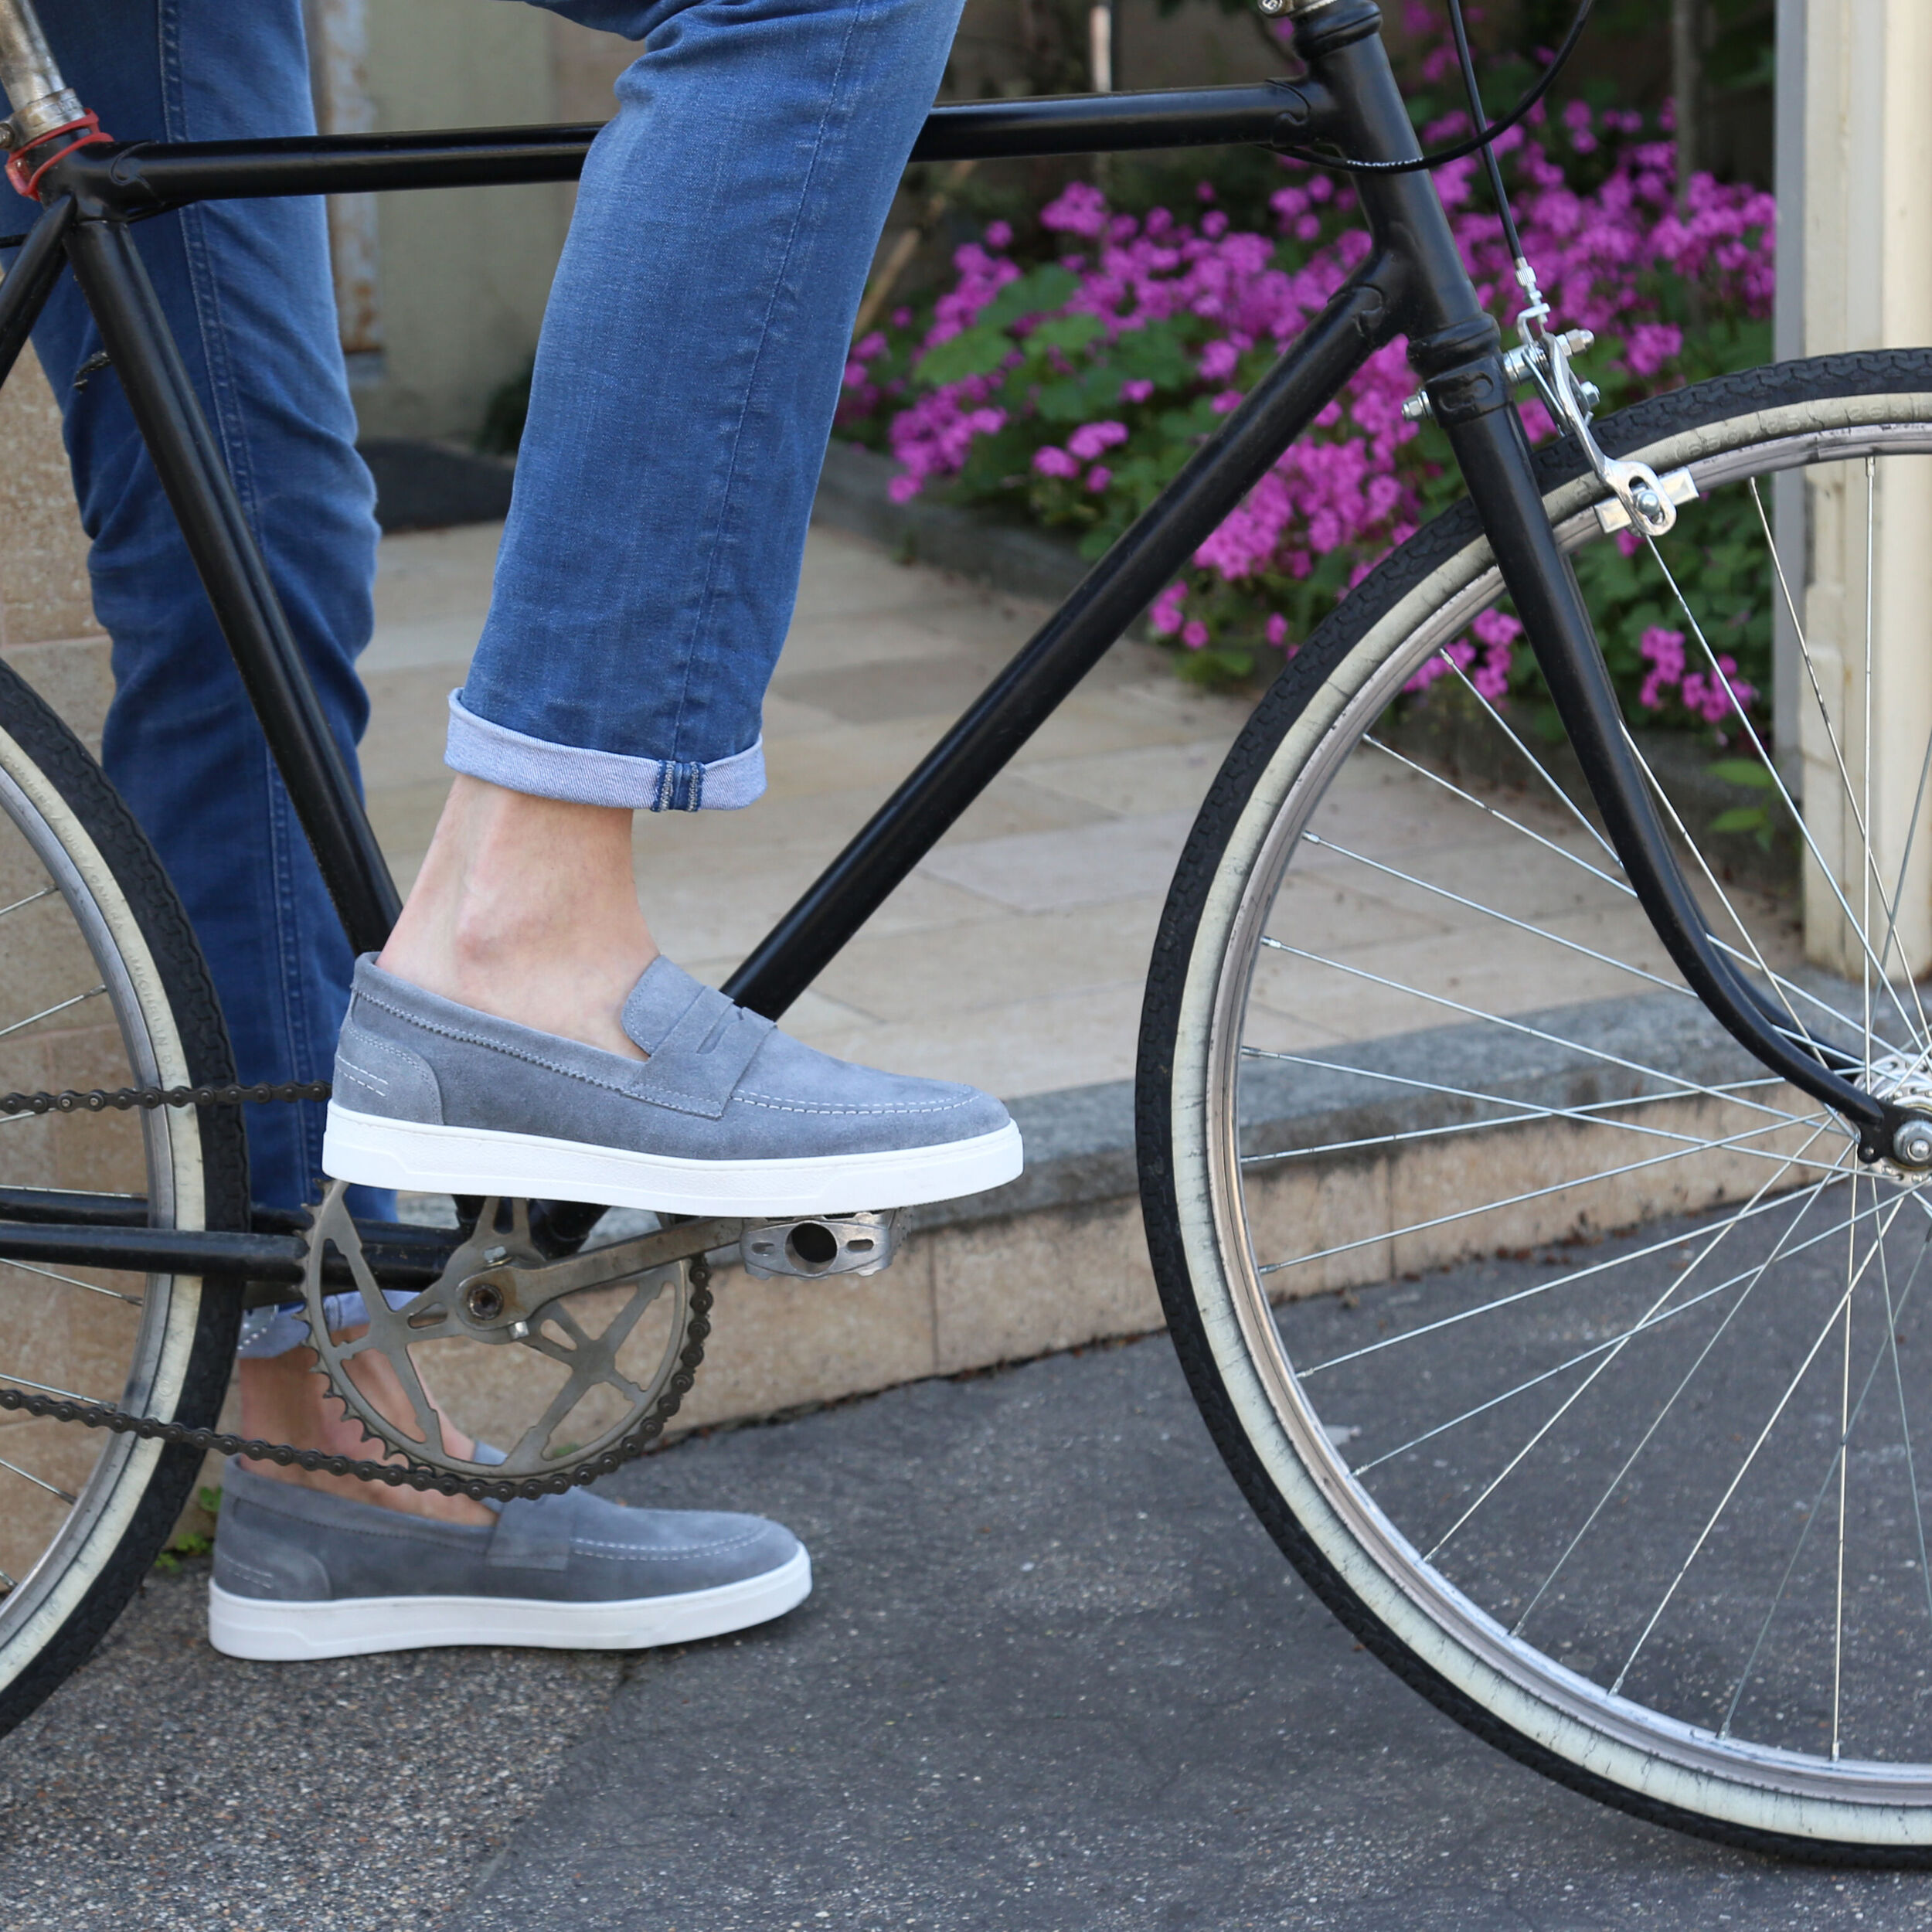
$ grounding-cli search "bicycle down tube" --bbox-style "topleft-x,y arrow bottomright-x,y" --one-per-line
0,0 -> 1919,1289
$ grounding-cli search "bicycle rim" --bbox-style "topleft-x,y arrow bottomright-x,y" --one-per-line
0,672 -> 242,1723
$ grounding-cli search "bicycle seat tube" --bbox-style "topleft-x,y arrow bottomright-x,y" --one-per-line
1286,0 -> 1911,1165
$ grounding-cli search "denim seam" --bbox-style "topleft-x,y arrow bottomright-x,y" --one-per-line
659,0 -> 869,767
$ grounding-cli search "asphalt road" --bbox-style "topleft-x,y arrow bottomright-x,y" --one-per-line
6,1321 -> 1932,1928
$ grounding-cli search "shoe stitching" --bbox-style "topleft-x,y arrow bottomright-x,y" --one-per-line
734,1090 -> 981,1118
215,1553 -> 292,1592
565,1531 -> 770,1559
355,987 -> 993,1121
335,1054 -> 390,1096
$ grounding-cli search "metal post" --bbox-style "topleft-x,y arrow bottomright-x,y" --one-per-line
0,0 -> 82,146
1771,0 -> 1804,794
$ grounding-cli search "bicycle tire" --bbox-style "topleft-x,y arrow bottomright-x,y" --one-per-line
1140,349 -> 1932,1859
0,655 -> 247,1736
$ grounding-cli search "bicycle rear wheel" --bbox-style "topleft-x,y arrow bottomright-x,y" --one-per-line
1141,350 -> 1932,1856
0,658 -> 247,1735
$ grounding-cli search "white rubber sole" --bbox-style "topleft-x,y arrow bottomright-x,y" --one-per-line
207,1546 -> 812,1661
321,1104 -> 1023,1215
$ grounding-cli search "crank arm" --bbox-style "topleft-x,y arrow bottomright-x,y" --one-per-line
447,1215 -> 740,1335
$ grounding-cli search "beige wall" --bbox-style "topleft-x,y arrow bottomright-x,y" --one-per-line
347,2 -> 579,441
0,348 -> 110,743
1795,0 -> 1932,977
342,0 -> 1281,445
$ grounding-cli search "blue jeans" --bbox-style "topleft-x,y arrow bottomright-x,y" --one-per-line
6,0 -> 959,1212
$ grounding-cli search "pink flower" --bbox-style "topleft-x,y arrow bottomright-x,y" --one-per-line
1032,445 -> 1080,479
984,219 -> 1012,250
1182,620 -> 1210,649
1041,181 -> 1109,238
1121,377 -> 1155,403
1150,584 -> 1188,636
1086,465 -> 1111,492
1638,626 -> 1687,710
1198,339 -> 1240,382
1066,420 -> 1130,461
1266,614 -> 1289,648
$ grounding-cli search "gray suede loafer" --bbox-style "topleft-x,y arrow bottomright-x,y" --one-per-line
322,954 -> 1022,1214
207,1456 -> 811,1661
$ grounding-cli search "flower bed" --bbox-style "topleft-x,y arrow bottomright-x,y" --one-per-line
839,33 -> 1776,748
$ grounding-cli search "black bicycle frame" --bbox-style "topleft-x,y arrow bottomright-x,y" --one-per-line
0,0 -> 1912,1287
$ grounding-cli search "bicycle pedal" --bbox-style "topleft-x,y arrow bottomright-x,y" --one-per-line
738,1210 -> 901,1280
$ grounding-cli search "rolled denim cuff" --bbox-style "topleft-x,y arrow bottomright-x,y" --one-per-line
444,692 -> 767,811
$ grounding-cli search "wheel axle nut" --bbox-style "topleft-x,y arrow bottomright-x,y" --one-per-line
1894,1119 -> 1932,1168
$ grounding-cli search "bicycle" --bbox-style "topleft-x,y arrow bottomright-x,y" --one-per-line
0,0 -> 1929,1863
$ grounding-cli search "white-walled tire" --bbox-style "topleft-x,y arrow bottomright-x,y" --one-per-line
1139,352 -> 1932,1859
0,660 -> 247,1737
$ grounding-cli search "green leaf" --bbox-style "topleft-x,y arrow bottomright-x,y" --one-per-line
978,263 -> 1080,332
1709,805 -> 1770,835
913,322 -> 1012,386
1707,758 -> 1779,790
1024,313 -> 1105,357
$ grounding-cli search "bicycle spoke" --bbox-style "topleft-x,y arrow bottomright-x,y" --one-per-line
1432,652 -> 1620,865
1421,1134 -> 1851,1562
1643,520 -> 1927,1048
1363,733 -> 1874,1044
1301,829 -> 1689,998
1240,1061 -> 1803,1172
1352,1272 -> 1741,1477
0,1257 -> 141,1307
0,984 -> 106,1045
0,886 -> 56,923
0,1453 -> 74,1505
1611,1188 -> 1915,1696
1299,1172 -> 1882,1378
1512,1134 -> 1843,1634
1719,1216 -> 1932,1739
1364,736 -> 1631,896
1257,939 -> 1818,1133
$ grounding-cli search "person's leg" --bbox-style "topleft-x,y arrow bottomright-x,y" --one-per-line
1,2 -> 448,1507
9,0 -> 378,1219
380,0 -> 966,1049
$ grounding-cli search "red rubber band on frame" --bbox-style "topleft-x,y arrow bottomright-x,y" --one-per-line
6,111 -> 112,201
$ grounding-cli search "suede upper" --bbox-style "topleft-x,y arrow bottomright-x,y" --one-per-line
332,954 -> 1012,1162
213,1457 -> 801,1606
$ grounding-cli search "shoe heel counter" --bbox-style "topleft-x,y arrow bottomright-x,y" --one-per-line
213,1511 -> 332,1602
333,1012 -> 443,1124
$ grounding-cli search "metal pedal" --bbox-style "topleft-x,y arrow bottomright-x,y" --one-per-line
738,1210 -> 901,1280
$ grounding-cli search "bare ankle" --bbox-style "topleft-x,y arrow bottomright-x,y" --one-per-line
377,776 -> 656,1056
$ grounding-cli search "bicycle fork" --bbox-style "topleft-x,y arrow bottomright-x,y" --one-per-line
1300,0 -> 1922,1168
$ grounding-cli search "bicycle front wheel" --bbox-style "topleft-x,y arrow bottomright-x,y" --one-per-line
0,658 -> 248,1736
1141,350 -> 1932,1857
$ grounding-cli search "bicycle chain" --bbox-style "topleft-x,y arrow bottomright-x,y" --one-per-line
0,1078 -> 716,1498
0,1077 -> 332,1116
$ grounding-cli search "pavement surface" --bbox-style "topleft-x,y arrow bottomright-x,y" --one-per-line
6,1316 -> 1932,1930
